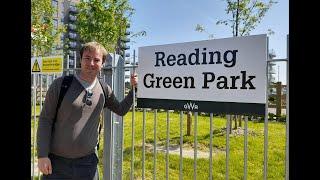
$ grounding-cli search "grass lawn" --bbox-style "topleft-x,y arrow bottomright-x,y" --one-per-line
100,110 -> 286,180
32,109 -> 286,179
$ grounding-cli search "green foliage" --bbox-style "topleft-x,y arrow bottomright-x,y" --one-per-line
268,112 -> 276,120
195,0 -> 276,39
195,24 -> 214,39
76,0 -> 134,52
278,114 -> 286,122
217,0 -> 277,36
31,0 -> 65,56
268,112 -> 286,122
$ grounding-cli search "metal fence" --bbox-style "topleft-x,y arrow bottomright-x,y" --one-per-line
31,40 -> 289,180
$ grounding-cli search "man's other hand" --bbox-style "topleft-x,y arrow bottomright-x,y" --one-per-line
38,157 -> 52,175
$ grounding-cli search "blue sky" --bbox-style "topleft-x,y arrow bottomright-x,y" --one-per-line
128,0 -> 288,84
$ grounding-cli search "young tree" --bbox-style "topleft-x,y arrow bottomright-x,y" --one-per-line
216,0 -> 277,37
31,0 -> 65,57
196,0 -> 277,132
76,0 -> 145,53
220,0 -> 277,131
195,24 -> 214,39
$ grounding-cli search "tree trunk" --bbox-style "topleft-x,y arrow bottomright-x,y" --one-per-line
187,111 -> 192,136
238,115 -> 242,127
235,0 -> 240,37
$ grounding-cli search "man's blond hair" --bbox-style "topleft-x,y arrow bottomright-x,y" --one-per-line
80,41 -> 108,63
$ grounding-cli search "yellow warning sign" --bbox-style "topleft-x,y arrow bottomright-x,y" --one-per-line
42,56 -> 63,73
32,59 -> 41,72
31,56 -> 63,74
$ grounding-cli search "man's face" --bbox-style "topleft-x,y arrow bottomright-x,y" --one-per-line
80,49 -> 104,75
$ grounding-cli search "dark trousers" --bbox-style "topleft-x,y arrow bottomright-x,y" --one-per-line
42,153 -> 99,180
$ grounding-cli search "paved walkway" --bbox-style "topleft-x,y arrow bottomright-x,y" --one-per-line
145,143 -> 223,159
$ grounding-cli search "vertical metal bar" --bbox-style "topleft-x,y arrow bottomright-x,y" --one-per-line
194,112 -> 198,180
153,109 -> 157,180
40,74 -> 42,110
46,75 -> 49,92
31,73 -> 34,179
103,64 -> 113,180
32,74 -> 37,180
264,104 -> 269,180
74,50 -> 77,69
67,54 -> 70,69
37,74 -> 42,180
244,116 -> 248,180
179,111 -> 183,180
264,38 -> 270,180
130,50 -> 136,180
226,114 -> 230,180
209,113 -> 213,180
166,110 -> 170,180
142,109 -> 146,179
67,55 -> 70,75
113,54 -> 125,180
37,74 -> 42,179
285,34 -> 289,180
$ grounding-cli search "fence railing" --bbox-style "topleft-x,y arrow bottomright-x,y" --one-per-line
31,51 -> 289,180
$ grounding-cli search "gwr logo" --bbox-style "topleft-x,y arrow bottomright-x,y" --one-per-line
183,102 -> 199,110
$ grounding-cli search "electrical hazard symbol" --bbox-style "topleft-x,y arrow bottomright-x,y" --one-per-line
32,59 -> 41,72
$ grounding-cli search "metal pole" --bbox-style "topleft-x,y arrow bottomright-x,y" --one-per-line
74,50 -> 77,69
166,110 -> 170,180
264,96 -> 269,180
226,114 -> 230,180
142,109 -> 146,179
244,116 -> 248,180
103,57 -> 114,180
179,111 -> 183,180
194,112 -> 198,180
285,34 -> 289,180
40,74 -> 42,110
32,74 -> 37,180
209,113 -> 213,180
130,50 -> 136,180
37,74 -> 42,179
46,75 -> 49,93
264,38 -> 270,180
113,54 -> 125,180
153,109 -> 157,180
67,55 -> 70,75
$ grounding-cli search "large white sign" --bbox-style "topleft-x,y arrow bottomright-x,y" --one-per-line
137,34 -> 267,114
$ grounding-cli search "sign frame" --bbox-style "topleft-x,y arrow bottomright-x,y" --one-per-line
136,34 -> 268,115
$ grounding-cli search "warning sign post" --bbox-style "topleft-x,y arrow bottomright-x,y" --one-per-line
31,56 -> 63,74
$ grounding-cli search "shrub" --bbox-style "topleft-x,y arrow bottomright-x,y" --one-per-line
278,114 -> 287,122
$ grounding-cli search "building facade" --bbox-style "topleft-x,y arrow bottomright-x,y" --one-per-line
52,0 -> 80,72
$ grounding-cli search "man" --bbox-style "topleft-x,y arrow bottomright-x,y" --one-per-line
37,41 -> 137,179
